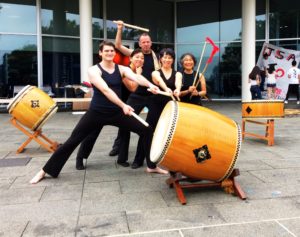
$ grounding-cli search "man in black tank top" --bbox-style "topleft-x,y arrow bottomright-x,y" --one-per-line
30,41 -> 167,184
111,21 -> 160,169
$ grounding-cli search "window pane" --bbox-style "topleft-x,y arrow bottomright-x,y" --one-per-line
92,0 -> 103,39
106,0 -> 134,40
269,0 -> 300,39
42,36 -> 80,93
219,42 -> 241,98
256,0 -> 266,40
0,1 -> 36,33
0,35 -> 37,95
269,40 -> 299,51
220,0 -> 242,41
177,0 -> 219,44
41,0 -> 79,36
107,0 -> 173,43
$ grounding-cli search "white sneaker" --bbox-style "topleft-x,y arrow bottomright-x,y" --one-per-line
284,100 -> 288,104
297,101 -> 300,105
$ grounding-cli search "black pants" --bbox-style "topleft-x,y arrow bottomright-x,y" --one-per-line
250,85 -> 262,99
43,109 -> 153,177
285,84 -> 299,101
117,94 -> 155,168
131,95 -> 171,166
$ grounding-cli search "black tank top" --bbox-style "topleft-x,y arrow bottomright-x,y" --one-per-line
133,53 -> 155,96
181,71 -> 202,105
152,69 -> 177,105
90,63 -> 122,112
158,69 -> 176,91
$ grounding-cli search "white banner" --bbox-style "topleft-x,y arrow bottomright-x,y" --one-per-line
256,42 -> 300,99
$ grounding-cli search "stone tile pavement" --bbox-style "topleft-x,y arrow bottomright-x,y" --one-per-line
0,101 -> 299,237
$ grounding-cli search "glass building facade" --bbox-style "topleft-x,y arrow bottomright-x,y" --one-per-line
0,0 -> 300,99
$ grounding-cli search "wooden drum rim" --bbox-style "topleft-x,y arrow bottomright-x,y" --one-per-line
152,101 -> 179,164
33,104 -> 58,131
7,85 -> 32,113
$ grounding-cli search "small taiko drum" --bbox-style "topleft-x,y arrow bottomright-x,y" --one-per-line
242,100 -> 284,119
7,85 -> 58,131
150,101 -> 241,182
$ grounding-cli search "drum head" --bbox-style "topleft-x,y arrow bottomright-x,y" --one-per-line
7,85 -> 32,112
150,101 -> 178,164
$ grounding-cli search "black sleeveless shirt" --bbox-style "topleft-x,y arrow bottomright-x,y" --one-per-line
90,64 -> 122,112
152,69 -> 177,104
181,71 -> 202,105
132,53 -> 155,96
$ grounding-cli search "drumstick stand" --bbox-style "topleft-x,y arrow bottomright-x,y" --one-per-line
10,118 -> 59,153
166,169 -> 246,205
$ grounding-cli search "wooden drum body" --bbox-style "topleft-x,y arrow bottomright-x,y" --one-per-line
7,85 -> 58,131
150,101 -> 241,182
242,100 -> 284,119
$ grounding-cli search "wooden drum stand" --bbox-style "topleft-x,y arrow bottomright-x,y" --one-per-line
166,169 -> 246,205
241,100 -> 284,146
10,117 -> 59,154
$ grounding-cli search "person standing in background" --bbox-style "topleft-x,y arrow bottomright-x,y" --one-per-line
285,60 -> 300,104
248,66 -> 262,100
259,53 -> 269,92
266,65 -> 277,99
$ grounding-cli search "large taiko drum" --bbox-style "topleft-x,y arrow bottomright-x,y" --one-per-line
150,101 -> 241,182
7,85 -> 58,131
242,100 -> 284,119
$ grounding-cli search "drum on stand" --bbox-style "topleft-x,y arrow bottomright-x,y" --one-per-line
7,85 -> 58,131
150,101 -> 241,182
242,100 -> 284,119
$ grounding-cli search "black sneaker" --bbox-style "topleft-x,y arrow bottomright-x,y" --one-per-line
109,148 -> 119,156
117,161 -> 130,167
76,158 -> 85,170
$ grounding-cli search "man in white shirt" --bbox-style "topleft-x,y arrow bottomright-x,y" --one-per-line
285,60 -> 300,104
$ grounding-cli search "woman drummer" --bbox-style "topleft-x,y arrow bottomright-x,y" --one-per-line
179,53 -> 207,105
117,48 -> 168,173
131,48 -> 182,170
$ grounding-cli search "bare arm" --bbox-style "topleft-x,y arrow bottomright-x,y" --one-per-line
191,74 -> 207,97
255,74 -> 261,85
174,72 -> 182,97
198,74 -> 207,97
120,65 -> 159,93
115,20 -> 133,56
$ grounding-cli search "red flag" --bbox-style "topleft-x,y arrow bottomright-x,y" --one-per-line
206,37 -> 219,64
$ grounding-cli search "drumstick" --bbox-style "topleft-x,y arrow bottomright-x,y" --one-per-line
113,21 -> 149,32
131,112 -> 149,127
147,89 -> 176,101
192,42 -> 207,87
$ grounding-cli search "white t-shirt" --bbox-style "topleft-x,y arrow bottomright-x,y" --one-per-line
267,73 -> 276,84
287,67 -> 300,84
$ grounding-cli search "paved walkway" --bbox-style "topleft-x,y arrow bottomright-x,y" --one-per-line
0,102 -> 299,237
